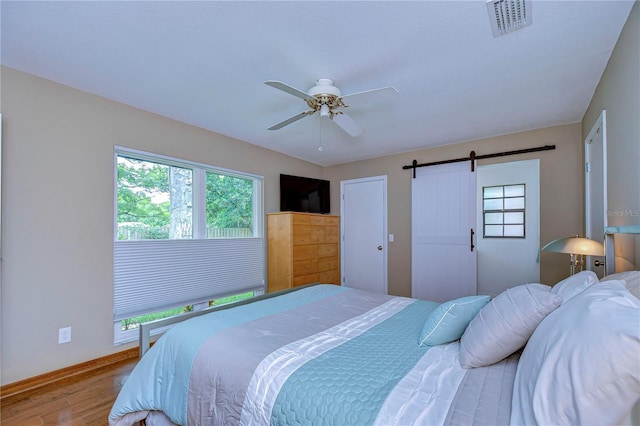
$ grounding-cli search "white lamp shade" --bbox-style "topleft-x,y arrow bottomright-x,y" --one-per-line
541,236 -> 604,256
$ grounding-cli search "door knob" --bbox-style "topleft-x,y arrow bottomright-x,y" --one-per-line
377,245 -> 383,251
594,259 -> 605,267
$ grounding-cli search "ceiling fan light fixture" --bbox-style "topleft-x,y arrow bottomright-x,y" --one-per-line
319,104 -> 331,118
308,78 -> 341,97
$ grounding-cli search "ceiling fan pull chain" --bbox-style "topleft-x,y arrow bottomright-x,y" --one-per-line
318,113 -> 324,152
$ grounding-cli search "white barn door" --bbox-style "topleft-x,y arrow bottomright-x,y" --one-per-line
476,160 -> 540,296
412,162 -> 477,302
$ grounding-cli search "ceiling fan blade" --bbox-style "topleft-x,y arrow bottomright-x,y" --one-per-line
341,86 -> 399,102
332,113 -> 362,137
268,111 -> 313,130
265,81 -> 316,102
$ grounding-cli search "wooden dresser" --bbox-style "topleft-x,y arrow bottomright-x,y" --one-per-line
267,212 -> 340,292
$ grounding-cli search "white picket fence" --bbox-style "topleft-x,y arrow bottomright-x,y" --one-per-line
117,224 -> 252,240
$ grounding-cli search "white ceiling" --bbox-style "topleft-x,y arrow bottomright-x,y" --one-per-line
1,1 -> 634,166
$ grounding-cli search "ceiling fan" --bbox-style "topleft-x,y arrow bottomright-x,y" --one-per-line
265,78 -> 398,137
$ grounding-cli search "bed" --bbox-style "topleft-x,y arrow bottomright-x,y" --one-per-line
109,235 -> 640,425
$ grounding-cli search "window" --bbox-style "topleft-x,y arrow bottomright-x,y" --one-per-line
116,155 -> 257,240
482,184 -> 525,238
114,148 -> 264,344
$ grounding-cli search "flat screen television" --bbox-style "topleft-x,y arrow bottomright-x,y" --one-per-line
280,174 -> 330,214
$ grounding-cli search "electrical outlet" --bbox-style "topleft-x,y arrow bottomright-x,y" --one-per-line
58,327 -> 71,344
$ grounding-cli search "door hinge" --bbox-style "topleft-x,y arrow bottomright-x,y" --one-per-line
586,162 -> 591,172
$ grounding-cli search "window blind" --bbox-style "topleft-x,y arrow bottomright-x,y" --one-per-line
114,238 -> 264,320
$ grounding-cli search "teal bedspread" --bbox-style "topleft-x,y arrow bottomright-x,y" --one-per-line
109,285 -> 518,426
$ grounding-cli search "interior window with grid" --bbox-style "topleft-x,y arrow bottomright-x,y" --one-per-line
483,184 -> 525,238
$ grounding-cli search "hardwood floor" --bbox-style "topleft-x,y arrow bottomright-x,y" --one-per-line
1,358 -> 137,426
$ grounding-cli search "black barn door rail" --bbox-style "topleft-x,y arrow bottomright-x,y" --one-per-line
403,144 -> 556,178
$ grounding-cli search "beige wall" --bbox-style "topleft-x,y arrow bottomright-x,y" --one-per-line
0,67 -> 323,384
582,1 -> 639,271
324,124 -> 584,297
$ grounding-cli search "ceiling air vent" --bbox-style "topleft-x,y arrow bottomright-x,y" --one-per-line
487,0 -> 532,37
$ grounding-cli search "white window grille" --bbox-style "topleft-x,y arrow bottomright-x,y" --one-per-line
482,184 -> 525,238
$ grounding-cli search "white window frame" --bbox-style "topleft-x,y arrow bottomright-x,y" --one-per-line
113,146 -> 265,344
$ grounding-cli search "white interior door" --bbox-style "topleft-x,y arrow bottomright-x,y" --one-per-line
476,160 -> 540,296
341,176 -> 387,294
585,110 -> 607,277
412,162 -> 477,302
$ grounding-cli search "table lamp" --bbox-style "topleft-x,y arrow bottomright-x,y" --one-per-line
541,235 -> 604,275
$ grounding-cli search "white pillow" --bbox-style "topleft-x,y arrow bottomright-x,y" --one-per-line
511,280 -> 640,426
459,283 -> 562,368
601,270 -> 640,299
550,270 -> 598,302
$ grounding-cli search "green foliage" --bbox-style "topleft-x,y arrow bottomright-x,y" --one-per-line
117,155 -> 254,239
211,291 -> 254,306
121,292 -> 254,330
117,157 -> 170,230
206,173 -> 253,230
120,306 -> 185,330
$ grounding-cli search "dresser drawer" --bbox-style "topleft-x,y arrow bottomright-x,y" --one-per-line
311,226 -> 325,237
319,269 -> 340,285
310,215 -> 325,226
293,225 -> 312,244
293,225 -> 311,236
293,273 -> 319,286
325,216 -> 339,227
293,259 -> 318,276
318,256 -> 339,272
318,243 -> 338,258
293,244 -> 318,261
309,226 -> 326,243
292,214 -> 311,225
309,233 -> 325,244
325,227 -> 339,243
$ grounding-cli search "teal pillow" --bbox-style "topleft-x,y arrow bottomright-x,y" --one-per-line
418,295 -> 490,347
